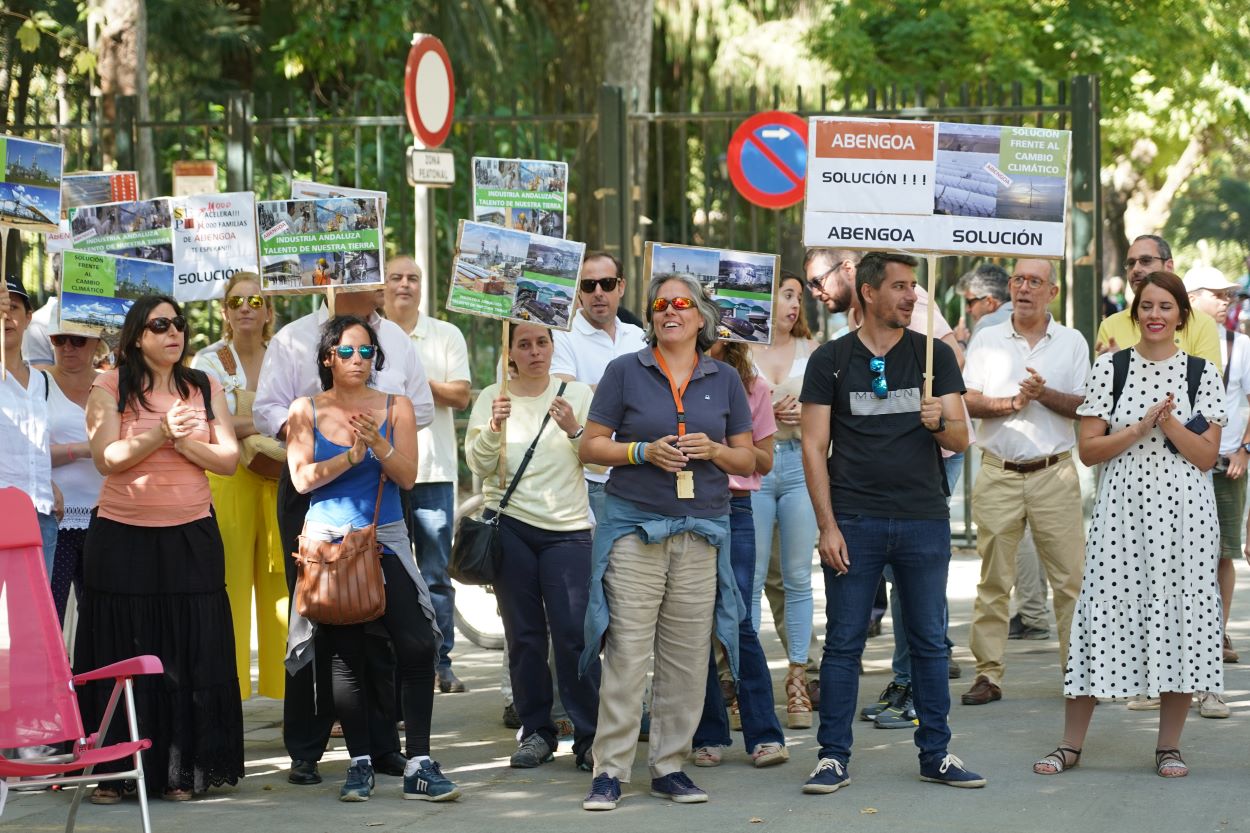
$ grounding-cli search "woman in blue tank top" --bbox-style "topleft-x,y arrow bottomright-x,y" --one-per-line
285,315 -> 460,803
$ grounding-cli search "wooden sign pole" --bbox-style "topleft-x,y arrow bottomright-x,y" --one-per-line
325,285 -> 337,318
498,320 -> 510,481
924,254 -> 937,399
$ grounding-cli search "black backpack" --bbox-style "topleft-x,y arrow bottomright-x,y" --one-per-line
1108,349 -> 1203,420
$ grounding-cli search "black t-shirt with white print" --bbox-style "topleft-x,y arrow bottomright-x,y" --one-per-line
800,329 -> 965,520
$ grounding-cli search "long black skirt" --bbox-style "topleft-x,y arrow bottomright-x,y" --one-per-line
73,511 -> 244,794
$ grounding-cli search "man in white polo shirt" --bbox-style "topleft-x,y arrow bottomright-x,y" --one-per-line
551,251 -> 646,521
960,257 -> 1090,706
384,255 -> 473,694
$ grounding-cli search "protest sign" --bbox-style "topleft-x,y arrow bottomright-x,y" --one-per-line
290,180 -> 387,223
0,135 -> 63,232
172,161 -> 218,197
59,249 -> 175,347
52,198 -> 175,262
448,220 -> 584,330
172,192 -> 260,301
471,158 -> 567,239
804,117 -> 1071,258
62,172 -> 139,208
257,197 -> 384,293
645,242 -> 777,344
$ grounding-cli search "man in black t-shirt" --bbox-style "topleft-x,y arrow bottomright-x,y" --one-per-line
797,252 -> 986,795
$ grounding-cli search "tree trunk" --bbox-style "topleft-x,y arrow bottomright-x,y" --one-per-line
96,0 -> 158,195
0,23 -> 13,126
598,0 -> 653,306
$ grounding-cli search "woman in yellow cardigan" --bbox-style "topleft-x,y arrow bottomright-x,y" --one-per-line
193,271 -> 287,699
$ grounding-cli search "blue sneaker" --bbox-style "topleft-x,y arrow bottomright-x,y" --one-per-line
649,771 -> 707,803
583,773 -> 621,811
339,762 -> 374,802
920,753 -> 986,788
803,757 -> 850,794
403,759 -> 461,801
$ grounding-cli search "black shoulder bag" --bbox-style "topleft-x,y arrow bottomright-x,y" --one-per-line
450,381 -> 568,585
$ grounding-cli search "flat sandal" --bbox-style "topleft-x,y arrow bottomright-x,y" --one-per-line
1033,746 -> 1081,774
1155,748 -> 1188,778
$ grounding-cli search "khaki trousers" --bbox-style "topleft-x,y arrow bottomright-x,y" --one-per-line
970,456 -> 1084,685
591,531 -> 717,781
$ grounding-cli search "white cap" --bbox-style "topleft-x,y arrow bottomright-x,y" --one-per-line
1183,265 -> 1237,294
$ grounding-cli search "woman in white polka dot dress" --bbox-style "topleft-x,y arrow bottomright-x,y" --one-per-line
1034,271 -> 1225,779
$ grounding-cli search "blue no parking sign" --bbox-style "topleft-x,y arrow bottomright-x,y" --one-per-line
727,111 -> 808,209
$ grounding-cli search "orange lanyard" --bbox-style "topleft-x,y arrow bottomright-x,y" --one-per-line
653,348 -> 692,437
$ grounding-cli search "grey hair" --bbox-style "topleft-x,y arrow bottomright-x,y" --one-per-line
957,263 -> 1011,302
645,272 -> 720,352
1132,234 -> 1172,263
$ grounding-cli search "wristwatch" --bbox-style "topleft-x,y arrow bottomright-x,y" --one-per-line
568,426 -> 585,440
1241,442 -> 1250,454
927,415 -> 947,434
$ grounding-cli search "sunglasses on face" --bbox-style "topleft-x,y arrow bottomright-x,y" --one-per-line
51,334 -> 91,348
334,344 -> 377,361
869,356 -> 888,399
651,296 -> 696,312
580,277 -> 620,294
226,294 -> 266,310
145,315 -> 187,334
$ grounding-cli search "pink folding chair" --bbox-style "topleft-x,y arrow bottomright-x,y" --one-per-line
0,487 -> 163,832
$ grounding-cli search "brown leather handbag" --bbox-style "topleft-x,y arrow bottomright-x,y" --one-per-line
291,397 -> 391,625
217,346 -> 287,479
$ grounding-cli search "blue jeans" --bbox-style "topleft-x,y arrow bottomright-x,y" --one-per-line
817,515 -> 953,766
37,511 -> 58,579
694,496 -> 785,752
409,482 -> 456,669
888,452 -> 963,684
586,479 -> 606,526
750,441 -> 816,664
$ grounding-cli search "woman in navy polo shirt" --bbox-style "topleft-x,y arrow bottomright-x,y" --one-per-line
577,273 -> 756,811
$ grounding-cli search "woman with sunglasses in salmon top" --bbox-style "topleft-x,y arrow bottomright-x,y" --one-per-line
578,273 -> 756,810
192,272 -> 288,701
78,295 -> 243,803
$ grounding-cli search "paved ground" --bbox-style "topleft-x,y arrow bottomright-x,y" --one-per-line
6,548 -> 1250,833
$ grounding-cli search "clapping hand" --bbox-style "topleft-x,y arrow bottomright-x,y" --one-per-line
646,434 -> 689,472
675,431 -> 721,461
163,399 -> 200,441
350,411 -> 385,455
774,393 -> 801,426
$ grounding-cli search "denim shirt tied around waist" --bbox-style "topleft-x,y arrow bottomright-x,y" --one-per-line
579,493 -> 746,681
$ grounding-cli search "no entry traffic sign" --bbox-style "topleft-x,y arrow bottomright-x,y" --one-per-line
727,111 -> 808,209
404,34 -> 455,148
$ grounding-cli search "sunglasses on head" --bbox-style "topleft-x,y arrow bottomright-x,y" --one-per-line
226,294 -> 266,310
334,344 -> 377,361
651,296 -> 696,312
580,277 -> 619,294
869,356 -> 888,399
51,334 -> 90,348
144,315 -> 187,334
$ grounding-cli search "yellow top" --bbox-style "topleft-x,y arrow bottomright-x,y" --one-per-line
1095,308 -> 1223,371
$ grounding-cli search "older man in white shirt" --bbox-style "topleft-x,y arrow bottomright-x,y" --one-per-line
960,258 -> 1090,707
254,287 -> 434,787
382,256 -> 472,694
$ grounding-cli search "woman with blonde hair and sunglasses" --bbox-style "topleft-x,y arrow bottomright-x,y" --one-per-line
192,272 -> 288,700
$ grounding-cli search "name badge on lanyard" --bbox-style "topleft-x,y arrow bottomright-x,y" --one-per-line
654,348 -> 696,499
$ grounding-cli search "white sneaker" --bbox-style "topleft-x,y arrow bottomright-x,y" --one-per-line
1126,696 -> 1161,711
1198,691 -> 1230,719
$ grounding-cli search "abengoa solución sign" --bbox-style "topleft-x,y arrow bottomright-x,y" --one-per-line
803,117 -> 1071,258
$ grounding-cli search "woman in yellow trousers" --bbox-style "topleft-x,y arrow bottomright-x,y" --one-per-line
193,272 -> 288,699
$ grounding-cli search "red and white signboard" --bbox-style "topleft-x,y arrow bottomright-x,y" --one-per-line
803,116 -> 1071,258
404,34 -> 455,148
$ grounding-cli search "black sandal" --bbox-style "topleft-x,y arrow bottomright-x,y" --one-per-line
1155,748 -> 1188,778
1033,746 -> 1081,774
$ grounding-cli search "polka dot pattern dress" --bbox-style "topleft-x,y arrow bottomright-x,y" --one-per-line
1065,349 -> 1225,698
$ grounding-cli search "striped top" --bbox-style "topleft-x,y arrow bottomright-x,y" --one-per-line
93,369 -> 220,527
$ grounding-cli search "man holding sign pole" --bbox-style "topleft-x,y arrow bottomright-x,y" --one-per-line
799,252 -> 984,794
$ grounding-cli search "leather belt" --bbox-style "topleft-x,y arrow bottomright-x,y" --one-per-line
730,489 -> 752,498
984,450 -> 1071,474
